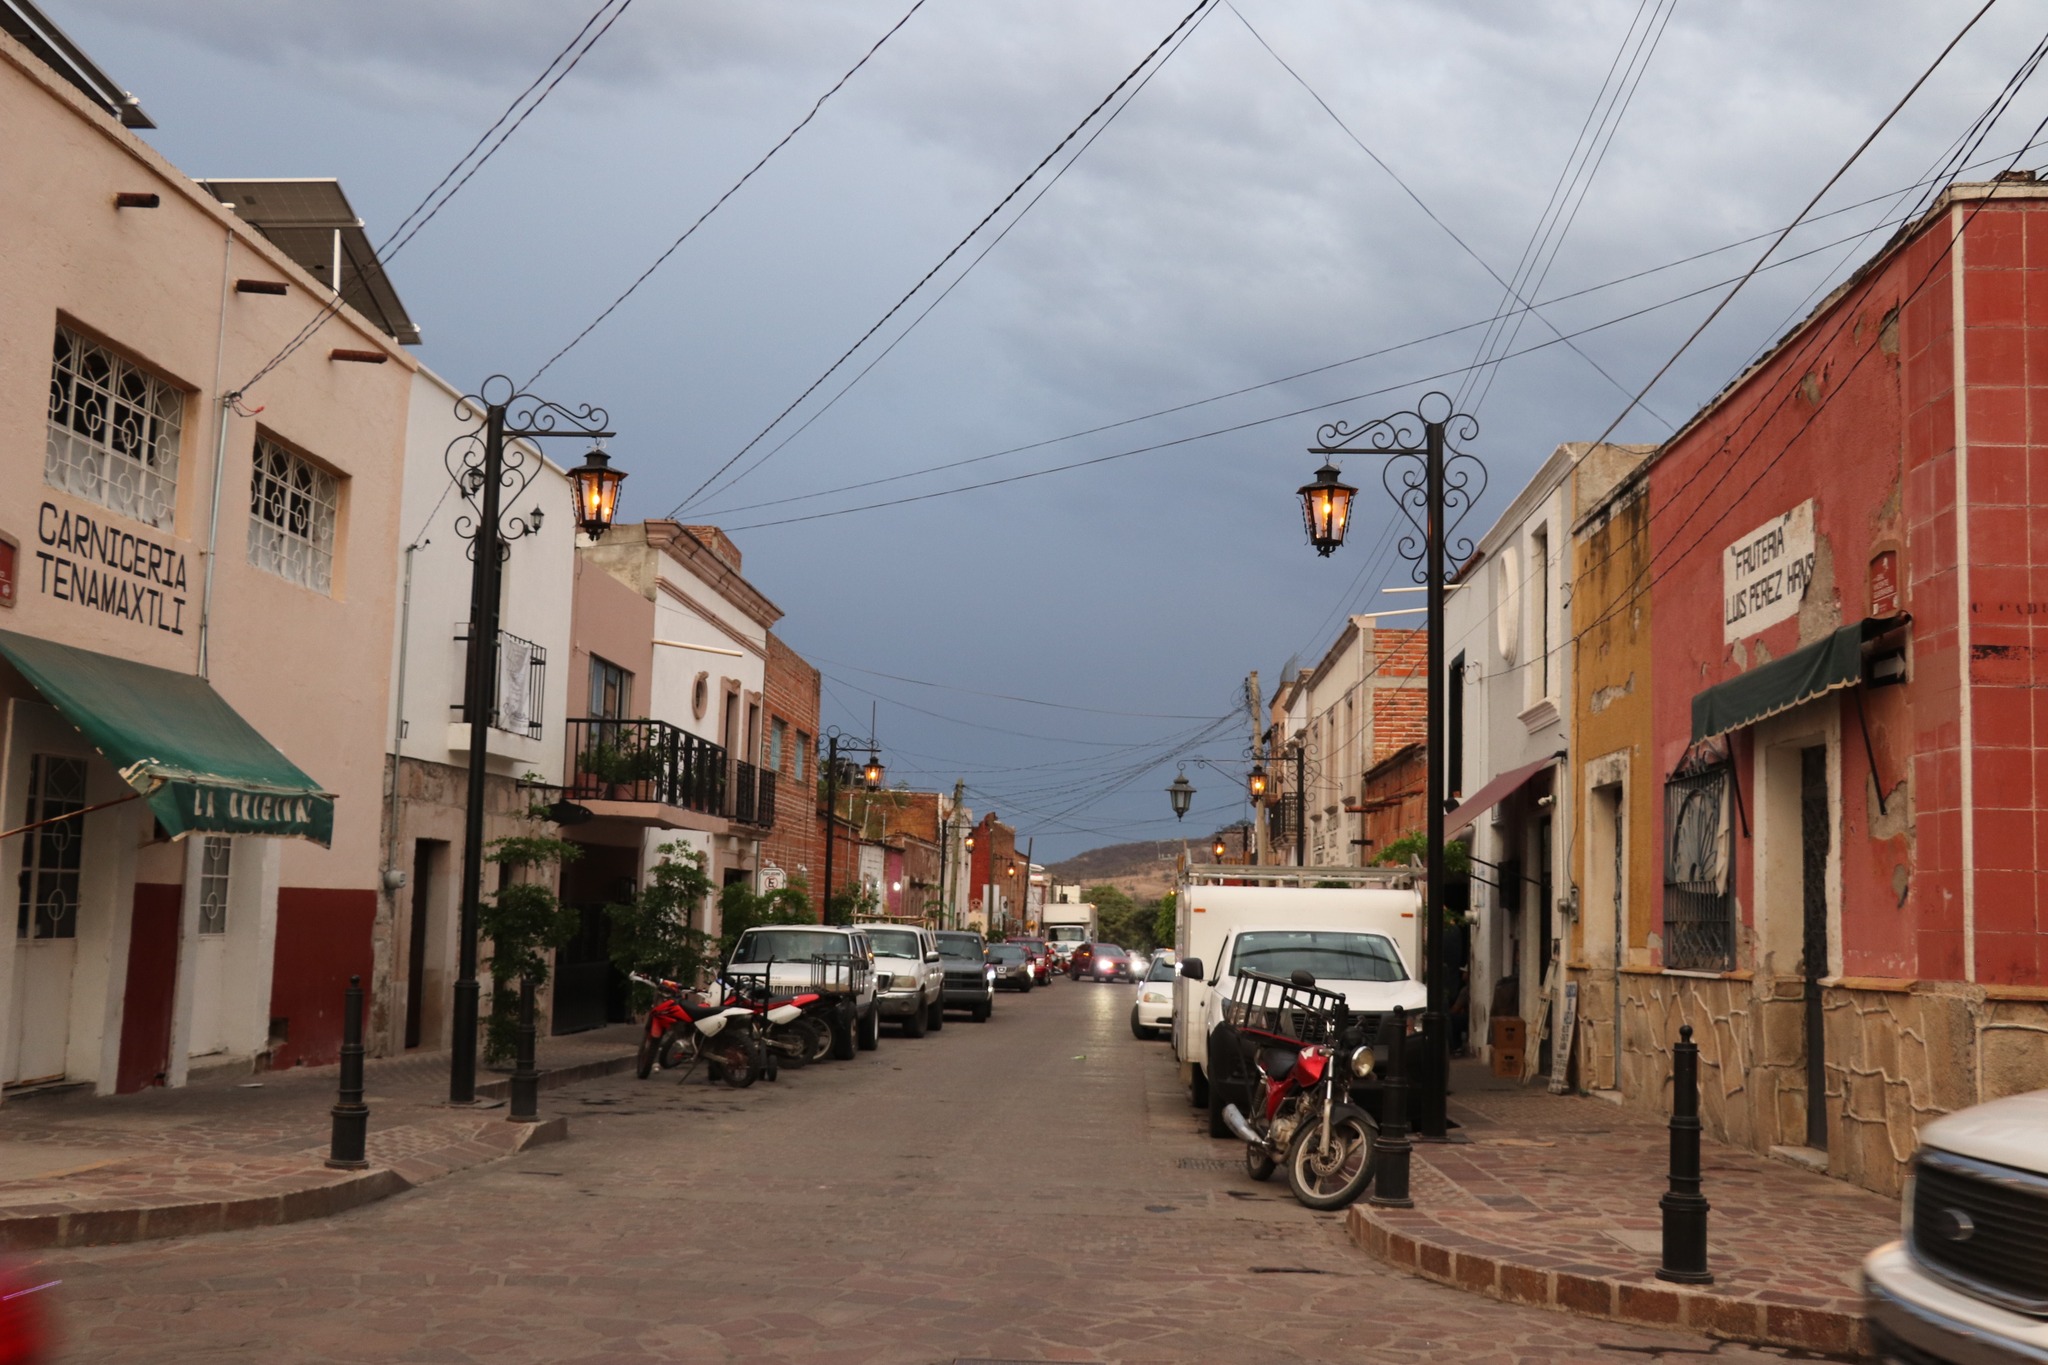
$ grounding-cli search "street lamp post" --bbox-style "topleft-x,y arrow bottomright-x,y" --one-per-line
1304,391 -> 1484,1141
819,726 -> 883,922
446,377 -> 620,1106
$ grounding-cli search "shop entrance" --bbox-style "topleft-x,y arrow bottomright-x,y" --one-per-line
553,842 -> 636,1034
8,755 -> 87,1085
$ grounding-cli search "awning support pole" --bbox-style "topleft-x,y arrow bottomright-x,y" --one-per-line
1725,740 -> 1751,839
1854,688 -> 1887,816
0,791 -> 139,842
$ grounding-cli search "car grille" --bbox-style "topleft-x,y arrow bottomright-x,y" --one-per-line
1910,1148 -> 2048,1315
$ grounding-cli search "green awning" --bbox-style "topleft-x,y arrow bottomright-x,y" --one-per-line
1691,622 -> 1865,744
0,630 -> 334,845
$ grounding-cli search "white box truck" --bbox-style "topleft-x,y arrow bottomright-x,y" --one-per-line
1172,866 -> 1424,1137
1041,903 -> 1096,959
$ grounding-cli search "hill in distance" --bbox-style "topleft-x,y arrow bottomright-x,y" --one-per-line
1047,835 -> 1212,903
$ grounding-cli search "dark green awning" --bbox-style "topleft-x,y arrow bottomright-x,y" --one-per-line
1691,623 -> 1865,744
0,630 -> 334,845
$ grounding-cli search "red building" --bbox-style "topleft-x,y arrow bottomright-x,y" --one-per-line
1635,175 -> 2048,1193
758,634 -> 821,917
966,812 -> 1021,933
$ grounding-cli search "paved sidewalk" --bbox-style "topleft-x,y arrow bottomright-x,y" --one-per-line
0,1025 -> 638,1251
1346,1061 -> 1899,1358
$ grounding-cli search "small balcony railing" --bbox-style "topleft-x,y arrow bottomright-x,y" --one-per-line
451,625 -> 547,739
565,718 -> 727,816
730,760 -> 777,828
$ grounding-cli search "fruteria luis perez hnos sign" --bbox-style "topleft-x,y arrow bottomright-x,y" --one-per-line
1723,499 -> 1815,644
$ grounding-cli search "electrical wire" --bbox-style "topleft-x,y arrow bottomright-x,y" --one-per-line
668,0 -> 1221,516
524,0 -> 930,386
232,0 -> 636,399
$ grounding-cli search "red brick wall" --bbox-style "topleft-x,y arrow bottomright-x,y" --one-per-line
761,633 -> 822,917
1647,189 -> 2048,986
967,813 -> 1019,922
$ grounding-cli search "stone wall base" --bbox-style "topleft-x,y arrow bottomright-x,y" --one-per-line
1564,968 -> 2048,1197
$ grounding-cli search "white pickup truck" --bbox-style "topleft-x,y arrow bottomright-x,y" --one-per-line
1171,868 -> 1423,1138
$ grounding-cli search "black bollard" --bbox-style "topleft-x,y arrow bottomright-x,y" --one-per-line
1656,1024 -> 1713,1283
326,974 -> 368,1170
509,975 -> 540,1124
1369,1005 -> 1415,1208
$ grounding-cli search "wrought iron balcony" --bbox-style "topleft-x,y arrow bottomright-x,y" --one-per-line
565,718 -> 727,816
731,760 -> 777,828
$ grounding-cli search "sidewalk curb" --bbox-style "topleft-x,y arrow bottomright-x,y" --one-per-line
476,1051 -> 638,1100
1346,1205 -> 1866,1359
0,1114 -> 571,1253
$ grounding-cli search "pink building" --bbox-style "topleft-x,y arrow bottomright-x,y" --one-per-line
0,15 -> 414,1089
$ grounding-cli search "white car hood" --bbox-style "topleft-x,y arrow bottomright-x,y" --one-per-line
1919,1087 -> 2048,1173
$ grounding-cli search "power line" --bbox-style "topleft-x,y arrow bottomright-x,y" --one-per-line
684,0 -> 1218,513
232,0 -> 636,398
668,0 -> 1221,516
524,0 -> 930,386
804,652 -> 1220,718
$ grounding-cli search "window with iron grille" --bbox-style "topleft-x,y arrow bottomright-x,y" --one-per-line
198,836 -> 232,935
1663,765 -> 1734,971
46,327 -> 184,528
248,437 -> 339,592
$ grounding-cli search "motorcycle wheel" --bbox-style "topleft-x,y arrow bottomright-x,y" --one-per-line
658,1030 -> 694,1075
636,1030 -> 658,1080
717,1041 -> 760,1089
1285,1104 -> 1378,1210
1246,1143 -> 1278,1183
773,1029 -> 810,1070
802,1018 -> 833,1063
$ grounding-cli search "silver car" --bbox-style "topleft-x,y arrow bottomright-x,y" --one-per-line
866,924 -> 945,1037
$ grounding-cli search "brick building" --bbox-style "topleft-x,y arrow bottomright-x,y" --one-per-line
1599,176 -> 2048,1195
758,633 -> 821,916
966,811 -> 1021,933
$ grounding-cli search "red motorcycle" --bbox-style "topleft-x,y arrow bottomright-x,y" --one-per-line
719,976 -> 830,1069
631,972 -> 767,1087
1218,968 -> 1379,1210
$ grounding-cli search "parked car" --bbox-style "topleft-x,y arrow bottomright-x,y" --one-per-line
865,924 -> 945,1037
724,924 -> 880,1057
935,930 -> 995,1021
1130,957 -> 1176,1039
1008,937 -> 1054,985
986,942 -> 1036,991
1863,1087 -> 2048,1363
1076,942 -> 1131,982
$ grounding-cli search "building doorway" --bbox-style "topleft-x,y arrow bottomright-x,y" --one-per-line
8,754 -> 87,1085
554,842 -> 636,1034
186,836 -> 234,1056
405,839 -> 445,1050
1800,745 -> 1830,1150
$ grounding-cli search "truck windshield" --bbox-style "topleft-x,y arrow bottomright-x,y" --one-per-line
936,936 -> 983,960
867,928 -> 921,959
1228,931 -> 1406,982
731,930 -> 847,964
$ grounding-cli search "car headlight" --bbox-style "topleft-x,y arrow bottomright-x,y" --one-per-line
1350,1044 -> 1375,1079
984,967 -> 996,982
1141,991 -> 1168,1005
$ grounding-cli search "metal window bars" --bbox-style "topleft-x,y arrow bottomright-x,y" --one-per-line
564,717 -> 728,816
46,327 -> 183,529
1663,765 -> 1735,972
450,625 -> 547,739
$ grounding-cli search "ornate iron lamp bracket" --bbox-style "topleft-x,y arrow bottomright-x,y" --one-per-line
445,374 -> 614,556
1311,391 -> 1485,584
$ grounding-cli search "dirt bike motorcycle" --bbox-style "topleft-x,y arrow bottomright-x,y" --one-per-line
630,972 -> 769,1088
1217,968 -> 1380,1210
718,977 -> 829,1069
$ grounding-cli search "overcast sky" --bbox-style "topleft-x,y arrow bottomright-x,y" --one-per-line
55,0 -> 2048,864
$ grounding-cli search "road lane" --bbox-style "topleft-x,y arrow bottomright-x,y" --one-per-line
39,977 -> 1792,1362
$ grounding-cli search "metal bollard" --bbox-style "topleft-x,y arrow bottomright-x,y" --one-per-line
1369,1005 -> 1415,1208
509,975 -> 540,1123
1656,1023 -> 1713,1283
326,974 -> 369,1170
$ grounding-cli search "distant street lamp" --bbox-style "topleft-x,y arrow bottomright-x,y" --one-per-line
1304,390 -> 1485,1141
446,377 -> 619,1106
1212,835 -> 1227,862
820,725 -> 882,921
1166,771 -> 1195,820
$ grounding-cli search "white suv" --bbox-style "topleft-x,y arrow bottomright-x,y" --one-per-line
724,924 -> 879,1057
864,924 -> 945,1038
1863,1087 -> 2048,1362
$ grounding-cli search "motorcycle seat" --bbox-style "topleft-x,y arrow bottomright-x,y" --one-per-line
677,999 -> 737,1022
1257,1047 -> 1298,1082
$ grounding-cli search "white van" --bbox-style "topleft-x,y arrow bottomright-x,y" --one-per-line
1170,869 -> 1421,1131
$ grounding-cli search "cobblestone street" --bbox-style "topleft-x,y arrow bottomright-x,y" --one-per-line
26,982 -> 1819,1364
